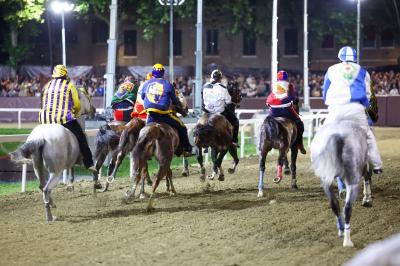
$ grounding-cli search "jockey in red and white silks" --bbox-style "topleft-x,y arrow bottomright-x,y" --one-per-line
323,46 -> 382,172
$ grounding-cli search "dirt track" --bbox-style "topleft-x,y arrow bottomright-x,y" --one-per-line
1,128 -> 399,266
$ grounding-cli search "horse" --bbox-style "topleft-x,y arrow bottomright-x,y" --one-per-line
310,120 -> 370,247
192,81 -> 241,182
257,116 -> 298,198
193,113 -> 239,181
123,122 -> 179,211
10,89 -> 97,221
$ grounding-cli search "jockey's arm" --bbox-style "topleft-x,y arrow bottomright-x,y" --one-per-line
70,84 -> 81,115
365,71 -> 372,101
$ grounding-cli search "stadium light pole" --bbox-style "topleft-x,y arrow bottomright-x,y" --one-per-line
303,0 -> 310,110
158,0 -> 186,82
351,0 -> 362,64
271,0 -> 278,91
50,1 -> 74,66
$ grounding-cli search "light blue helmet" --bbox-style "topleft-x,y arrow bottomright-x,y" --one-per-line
338,46 -> 357,62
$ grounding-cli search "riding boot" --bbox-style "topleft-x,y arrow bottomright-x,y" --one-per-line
176,126 -> 194,157
222,108 -> 240,147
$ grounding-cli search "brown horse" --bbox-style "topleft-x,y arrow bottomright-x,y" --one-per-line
123,122 -> 179,211
193,113 -> 239,181
257,115 -> 299,197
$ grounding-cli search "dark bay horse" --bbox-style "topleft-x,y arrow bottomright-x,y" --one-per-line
193,113 -> 239,181
311,121 -> 370,247
257,116 -> 298,197
193,81 -> 241,181
124,122 -> 179,211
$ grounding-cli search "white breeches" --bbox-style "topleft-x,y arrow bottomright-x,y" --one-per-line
325,103 -> 382,169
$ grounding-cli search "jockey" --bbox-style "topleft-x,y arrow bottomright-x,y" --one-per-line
131,72 -> 152,120
323,46 -> 382,173
202,69 -> 240,147
38,64 -> 97,174
141,63 -> 193,157
111,76 -> 137,122
266,70 -> 307,154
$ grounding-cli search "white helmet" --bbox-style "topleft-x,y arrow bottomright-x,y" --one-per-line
210,69 -> 222,83
338,46 -> 357,62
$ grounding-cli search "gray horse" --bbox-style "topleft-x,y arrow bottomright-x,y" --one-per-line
310,120 -> 370,247
10,89 -> 96,221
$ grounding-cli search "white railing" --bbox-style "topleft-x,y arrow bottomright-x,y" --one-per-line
0,110 -> 327,192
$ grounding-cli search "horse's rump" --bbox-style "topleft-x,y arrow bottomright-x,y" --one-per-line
311,121 -> 368,186
193,113 -> 232,148
117,118 -> 145,151
259,116 -> 296,150
95,124 -> 120,158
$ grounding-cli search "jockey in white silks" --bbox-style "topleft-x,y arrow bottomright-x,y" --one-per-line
322,46 -> 383,173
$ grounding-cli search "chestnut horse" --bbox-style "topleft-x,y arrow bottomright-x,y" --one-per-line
257,116 -> 299,198
124,122 -> 179,211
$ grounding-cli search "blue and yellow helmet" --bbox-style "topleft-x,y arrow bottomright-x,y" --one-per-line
52,64 -> 68,78
152,63 -> 165,78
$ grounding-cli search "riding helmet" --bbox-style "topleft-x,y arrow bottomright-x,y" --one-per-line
338,46 -> 357,63
52,64 -> 68,78
277,70 -> 288,81
152,63 -> 165,78
210,69 -> 222,83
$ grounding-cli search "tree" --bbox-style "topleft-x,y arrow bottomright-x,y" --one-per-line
0,0 -> 45,76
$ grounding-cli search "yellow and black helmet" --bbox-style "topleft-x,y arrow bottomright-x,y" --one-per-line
52,64 -> 68,78
152,63 -> 165,78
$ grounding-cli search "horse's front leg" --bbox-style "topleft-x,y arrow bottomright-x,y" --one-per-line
290,145 -> 299,189
196,146 -> 206,182
181,157 -> 189,177
343,182 -> 359,247
273,151 -> 286,184
228,144 -> 239,174
362,164 -> 373,207
66,168 -> 75,192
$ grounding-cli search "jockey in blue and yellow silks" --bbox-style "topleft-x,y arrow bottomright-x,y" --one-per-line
39,64 -> 97,174
141,63 -> 193,156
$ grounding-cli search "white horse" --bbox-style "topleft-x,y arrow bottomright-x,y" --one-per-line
10,88 -> 96,221
310,120 -> 371,247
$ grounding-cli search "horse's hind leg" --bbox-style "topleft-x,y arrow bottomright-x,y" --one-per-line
284,157 -> 290,175
362,164 -> 373,207
166,168 -> 176,196
208,149 -> 219,180
336,176 -> 346,200
147,167 -> 167,212
196,147 -> 206,182
216,149 -> 228,181
258,150 -> 268,198
43,172 -> 60,221
322,181 -> 344,239
228,144 -> 239,174
273,151 -> 286,184
290,146 -> 299,189
66,168 -> 75,192
343,182 -> 359,247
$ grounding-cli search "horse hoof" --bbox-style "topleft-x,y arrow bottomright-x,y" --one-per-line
273,176 -> 282,184
343,239 -> 354,247
362,199 -> 373,208
291,184 -> 298,190
227,168 -> 235,174
338,230 -> 344,237
181,170 -> 189,177
139,193 -> 146,199
66,185 -> 74,192
218,175 -> 225,181
146,206 -> 155,212
284,169 -> 291,175
208,175 -> 215,181
169,191 -> 177,196
257,190 -> 264,198
100,183 -> 110,193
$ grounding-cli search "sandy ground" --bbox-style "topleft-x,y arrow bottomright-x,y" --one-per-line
0,127 -> 399,266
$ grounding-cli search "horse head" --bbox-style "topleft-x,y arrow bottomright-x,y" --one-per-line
78,87 -> 96,118
172,83 -> 189,117
227,81 -> 242,108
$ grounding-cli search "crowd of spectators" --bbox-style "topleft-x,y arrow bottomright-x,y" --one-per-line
1,70 -> 400,98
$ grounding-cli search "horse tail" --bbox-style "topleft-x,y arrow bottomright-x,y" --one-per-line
9,139 -> 45,163
264,116 -> 280,140
95,124 -> 120,158
133,125 -> 161,159
311,133 -> 344,186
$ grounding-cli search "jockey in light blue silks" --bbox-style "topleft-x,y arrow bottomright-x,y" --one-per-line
141,63 -> 193,157
323,46 -> 382,174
